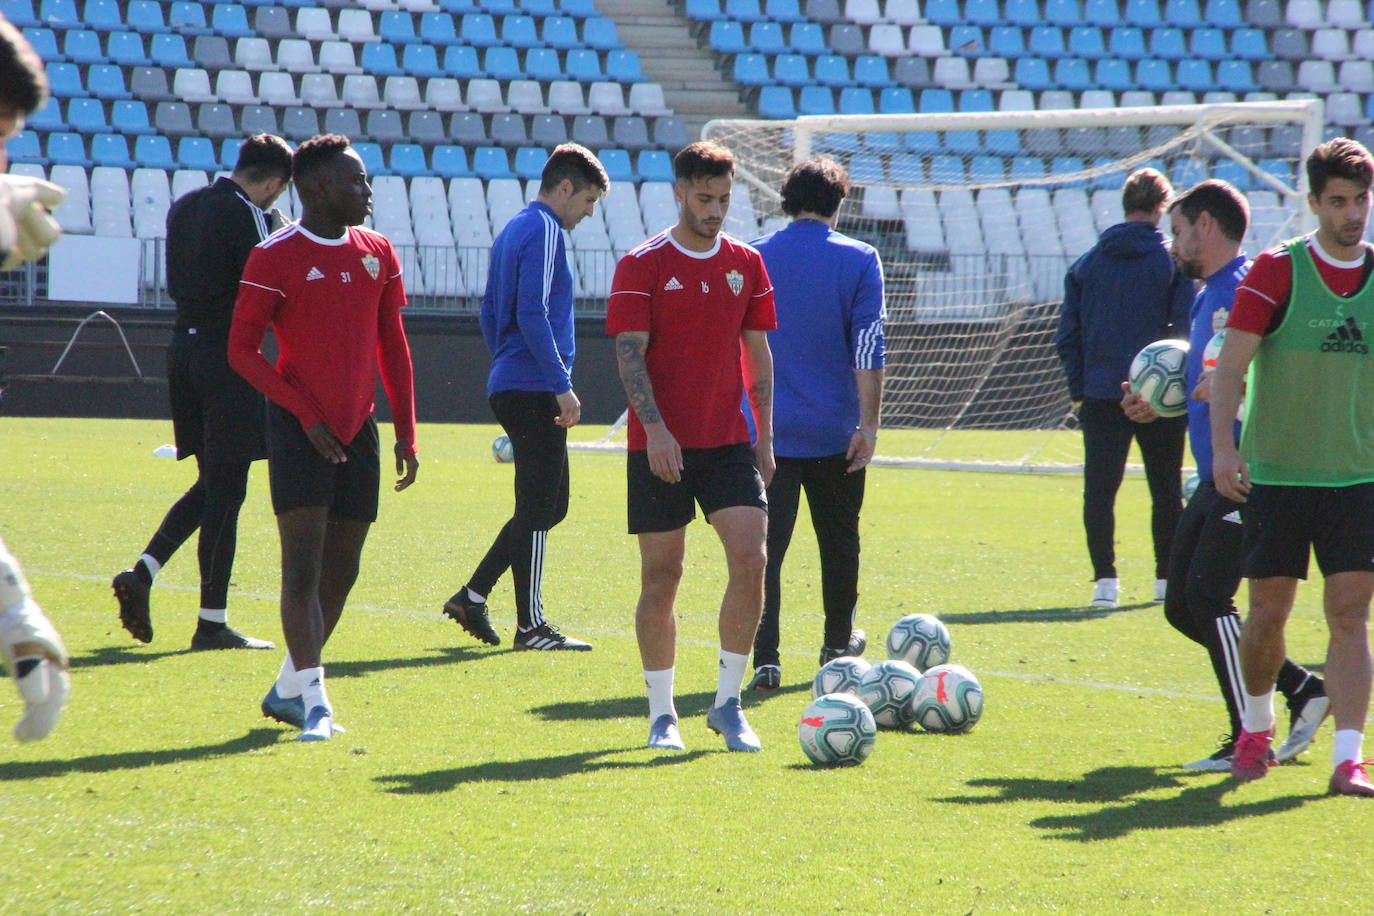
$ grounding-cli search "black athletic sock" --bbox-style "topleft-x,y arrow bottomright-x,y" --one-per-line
195,617 -> 228,636
133,559 -> 154,586
1276,661 -> 1313,701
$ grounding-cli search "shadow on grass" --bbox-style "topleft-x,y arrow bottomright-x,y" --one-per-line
937,602 -> 1157,625
529,681 -> 811,722
0,728 -> 280,781
70,644 -> 498,676
72,645 -> 193,668
376,747 -> 710,794
938,765 -> 1315,840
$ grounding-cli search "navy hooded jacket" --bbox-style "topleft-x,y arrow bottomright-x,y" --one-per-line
1055,220 -> 1194,401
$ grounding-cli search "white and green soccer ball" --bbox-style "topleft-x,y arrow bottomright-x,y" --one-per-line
885,613 -> 951,671
1128,339 -> 1189,417
812,655 -> 872,699
912,664 -> 984,734
798,693 -> 877,767
491,434 -> 514,463
1202,328 -> 1226,370
857,659 -> 922,729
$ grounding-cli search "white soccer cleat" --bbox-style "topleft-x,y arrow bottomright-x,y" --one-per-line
12,657 -> 69,742
1154,578 -> 1168,603
1091,578 -> 1120,608
1,543 -> 70,742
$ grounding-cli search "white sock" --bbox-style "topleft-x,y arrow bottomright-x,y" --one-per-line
297,666 -> 329,714
275,655 -> 299,698
1241,689 -> 1275,733
466,587 -> 485,604
714,649 -> 749,709
1333,729 -> 1364,766
644,668 -> 676,722
139,554 -> 161,579
198,607 -> 227,624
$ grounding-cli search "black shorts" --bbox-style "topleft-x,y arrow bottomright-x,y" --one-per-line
627,442 -> 767,534
1241,482 -> 1374,580
167,329 -> 268,463
266,402 -> 380,522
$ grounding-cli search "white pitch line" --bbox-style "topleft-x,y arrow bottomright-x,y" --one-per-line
30,567 -> 1218,701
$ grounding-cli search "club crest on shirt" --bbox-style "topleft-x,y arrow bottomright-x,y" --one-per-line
725,269 -> 744,296
361,253 -> 381,280
1211,307 -> 1228,332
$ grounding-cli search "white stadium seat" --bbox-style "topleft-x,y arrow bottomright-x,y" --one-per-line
276,39 -> 319,74
258,72 -> 303,107
318,41 -> 362,76
383,77 -> 425,111
465,79 -> 506,114
342,75 -> 384,109
423,78 -> 464,112
507,80 -> 548,115
336,9 -> 377,42
548,81 -> 590,116
588,82 -> 631,117
300,73 -> 342,108
91,166 -> 133,238
294,7 -> 335,41
172,68 -> 216,103
215,70 -> 256,105
233,38 -> 274,71
49,164 -> 92,234
131,168 -> 171,240
171,169 -> 208,200
628,83 -> 672,117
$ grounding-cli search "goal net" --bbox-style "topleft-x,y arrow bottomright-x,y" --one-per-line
686,100 -> 1324,472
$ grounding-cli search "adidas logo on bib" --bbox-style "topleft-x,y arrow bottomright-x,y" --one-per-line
1321,316 -> 1368,354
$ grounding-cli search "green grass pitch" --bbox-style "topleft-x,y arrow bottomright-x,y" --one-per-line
0,418 -> 1368,913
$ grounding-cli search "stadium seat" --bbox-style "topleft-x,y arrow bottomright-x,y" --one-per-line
91,167 -> 133,237
548,80 -> 589,115
852,55 -> 891,88
91,133 -> 135,169
923,0 -> 959,24
826,22 -> 864,55
988,26 -> 1026,58
424,78 -> 463,112
432,145 -> 471,179
389,144 -> 428,178
1340,60 -> 1374,94
893,57 -> 930,88
652,116 -> 689,152
565,49 -> 603,81
1135,59 -> 1174,91
1067,26 -> 1107,59
442,45 -> 480,79
212,3 -> 253,37
1297,60 -> 1338,93
379,10 -> 418,43
1327,0 -> 1365,27
948,25 -> 983,56
685,0 -> 724,18
570,113 -> 608,147
489,112 -> 528,147
932,57 -> 972,90
1230,28 -> 1268,60
757,85 -> 796,119
484,46 -> 524,81
878,86 -> 915,113
419,11 -> 458,45
281,106 -> 320,141
352,142 -> 385,177
447,111 -> 487,146
583,16 -> 619,50
1149,28 -> 1187,60
274,39 -> 317,74
292,6 -> 331,40
867,23 -> 905,55
380,76 -> 423,111
961,87 -> 996,111
767,0 -> 805,20
465,79 -> 505,113
345,75 -> 385,109
1176,60 -> 1212,92
628,83 -> 671,117
214,69 -> 255,105
1054,58 -> 1091,90
151,33 -> 194,69
508,80 -> 548,114
337,9 -> 378,41
61,29 -> 101,65
1123,0 -> 1161,24
43,62 -> 81,97
797,86 -> 834,116
299,73 -> 340,108
399,110 -> 442,145
524,47 -> 563,81
319,41 -> 362,76
1311,28 -> 1352,61
170,68 -> 213,104
611,116 -> 650,151
197,103 -> 239,139
511,146 -> 545,181
399,44 -> 443,79
1013,58 -> 1053,91
65,98 -> 107,134
323,108 -> 361,141
1216,60 -> 1258,92
749,21 -> 786,54
843,0 -> 880,22
1189,28 -> 1227,60
1163,0 -> 1201,24
606,50 -> 644,83
133,134 -> 175,171
1029,26 -> 1067,58
152,101 -> 192,137
473,147 -> 514,180
531,113 -> 570,148
257,72 -> 301,107
239,104 -> 279,135
543,15 -> 580,49
1284,0 -> 1321,27
838,86 -> 875,114
233,37 -> 272,71
1327,93 -> 1365,127
1093,58 -> 1132,91
26,96 -> 65,132
46,132 -> 89,167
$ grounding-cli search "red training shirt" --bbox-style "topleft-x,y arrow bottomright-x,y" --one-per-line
1229,234 -> 1373,335
606,230 -> 776,451
229,223 -> 418,455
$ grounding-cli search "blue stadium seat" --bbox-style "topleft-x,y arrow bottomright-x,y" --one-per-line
125,0 -> 167,32
1149,27 -> 1187,60
889,152 -> 920,181
27,96 -> 65,131
21,27 -> 58,62
749,21 -> 785,53
91,133 -> 136,168
134,134 -> 175,169
918,88 -> 954,113
852,55 -> 891,87
1162,0 -> 1200,25
83,0 -> 122,29
789,22 -> 826,54
561,0 -> 597,14
1052,156 -> 1087,186
45,61 -> 82,96
461,13 -> 500,47
848,153 -> 884,184
724,0 -> 766,20
0,0 -> 39,27
107,32 -> 151,67
684,0 -> 724,20
1135,59 -> 1174,91
7,129 -> 43,163
1123,0 -> 1160,25
600,148 -> 633,181
1029,26 -> 1066,57
1068,26 -> 1106,58
390,144 -> 429,178
766,0 -> 804,20
905,130 -> 941,154
1003,0 -> 1040,25
1170,160 -> 1207,191
733,52 -> 769,85
212,3 -> 252,37
1203,0 -> 1241,25
798,85 -> 834,115
1231,28 -> 1268,61
1216,60 -> 1257,92
150,34 -> 193,69
503,14 -> 541,48
39,0 -> 80,29
66,98 -> 108,133
483,0 -> 517,12
773,53 -> 810,87
1190,28 -> 1226,59
520,0 -> 556,12
583,16 -> 620,50
484,47 -> 524,80
1108,27 -> 1147,59
638,150 -> 673,182
1045,0 -> 1083,24
402,44 -> 443,78
923,0 -> 960,25
565,49 -> 602,81
757,85 -> 795,119
543,15 -> 580,49
1094,58 -> 1132,90
948,25 -> 984,55
945,129 -> 981,154
62,29 -> 103,65
512,146 -> 546,180
444,45 -> 481,79
1054,57 -> 1091,89
1011,156 -> 1046,181
46,132 -> 89,166
1175,59 -> 1212,91
111,100 -> 154,135
814,54 -> 852,87
606,50 -> 643,82
968,155 -> 1004,182
219,137 -> 243,169
168,1 -> 210,34
87,64 -> 130,99
420,13 -> 459,45
1090,160 -> 1125,189
1013,58 -> 1053,90
988,26 -> 1027,58
863,131 -> 901,152
431,145 -> 471,178
985,129 -> 1021,155
177,137 -> 219,171
363,43 -> 404,77
473,146 -> 512,180
379,11 -> 418,43
525,47 -> 563,80
838,86 -> 874,114
960,88 -> 994,111
1083,0 -> 1117,23
878,87 -> 915,113
1210,159 -> 1249,190
965,0 -> 1001,26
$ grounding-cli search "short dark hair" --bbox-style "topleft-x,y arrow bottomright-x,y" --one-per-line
540,142 -> 609,194
1307,137 -> 1374,198
234,133 -> 293,183
0,16 -> 49,117
780,156 -> 849,218
1168,179 -> 1249,242
292,134 -> 352,185
1122,167 -> 1173,215
673,141 -> 734,184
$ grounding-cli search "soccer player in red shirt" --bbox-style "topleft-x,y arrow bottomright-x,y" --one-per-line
1211,137 -> 1374,795
607,141 -> 777,752
230,135 -> 419,742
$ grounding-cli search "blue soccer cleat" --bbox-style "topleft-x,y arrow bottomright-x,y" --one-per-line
261,684 -> 305,729
647,714 -> 685,750
298,705 -> 334,742
706,697 -> 761,752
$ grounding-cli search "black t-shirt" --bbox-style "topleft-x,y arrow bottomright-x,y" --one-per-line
166,176 -> 285,332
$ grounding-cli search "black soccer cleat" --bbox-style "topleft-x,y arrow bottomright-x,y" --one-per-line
112,569 -> 153,644
818,629 -> 868,666
443,589 -> 500,646
190,625 -> 275,651
514,623 -> 591,651
748,664 -> 781,691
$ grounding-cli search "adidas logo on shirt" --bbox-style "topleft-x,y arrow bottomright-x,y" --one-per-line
1222,510 -> 1242,524
1321,316 -> 1368,354
664,276 -> 683,291
306,266 -> 326,281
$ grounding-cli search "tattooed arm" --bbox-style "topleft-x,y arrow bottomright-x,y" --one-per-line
615,331 -> 683,483
741,328 -> 775,487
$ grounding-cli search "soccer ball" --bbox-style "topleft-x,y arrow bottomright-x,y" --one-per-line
911,664 -> 984,734
885,614 -> 951,671
1128,339 -> 1189,417
491,434 -> 514,463
856,659 -> 922,729
1183,473 -> 1200,501
1202,328 -> 1226,370
798,693 -> 877,767
812,655 -> 872,699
